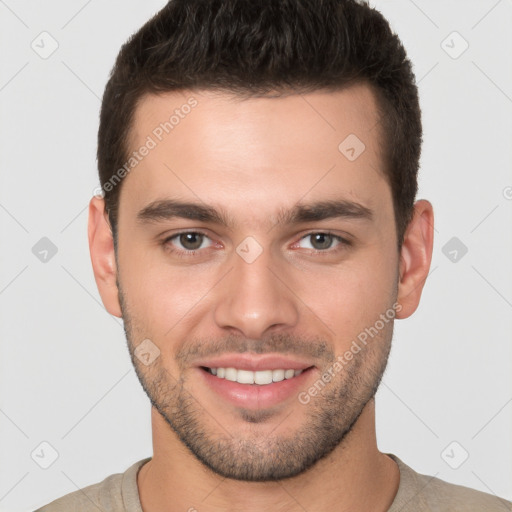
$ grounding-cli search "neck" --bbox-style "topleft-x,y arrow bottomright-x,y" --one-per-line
137,400 -> 400,512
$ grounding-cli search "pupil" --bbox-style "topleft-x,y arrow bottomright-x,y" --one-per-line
312,233 -> 332,250
180,233 -> 203,250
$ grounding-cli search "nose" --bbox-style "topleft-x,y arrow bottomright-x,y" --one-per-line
213,246 -> 300,339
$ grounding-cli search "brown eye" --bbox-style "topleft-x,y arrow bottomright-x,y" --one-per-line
309,233 -> 334,250
178,232 -> 205,250
164,232 -> 213,252
296,233 -> 348,252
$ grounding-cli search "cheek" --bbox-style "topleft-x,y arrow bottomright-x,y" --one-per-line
295,252 -> 397,342
119,246 -> 219,335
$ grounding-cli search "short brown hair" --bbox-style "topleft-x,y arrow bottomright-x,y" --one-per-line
98,0 -> 422,249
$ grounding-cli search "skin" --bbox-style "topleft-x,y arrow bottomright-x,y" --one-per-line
89,84 -> 434,511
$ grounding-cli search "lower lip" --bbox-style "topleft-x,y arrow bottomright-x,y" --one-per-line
197,367 -> 315,409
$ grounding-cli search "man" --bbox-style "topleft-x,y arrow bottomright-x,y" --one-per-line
36,0 -> 510,510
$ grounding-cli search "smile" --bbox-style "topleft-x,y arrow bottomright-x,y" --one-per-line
203,366 -> 304,385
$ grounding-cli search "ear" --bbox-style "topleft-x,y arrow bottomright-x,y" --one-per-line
88,196 -> 122,318
396,199 -> 434,319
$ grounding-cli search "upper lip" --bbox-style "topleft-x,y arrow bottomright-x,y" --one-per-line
195,353 -> 315,372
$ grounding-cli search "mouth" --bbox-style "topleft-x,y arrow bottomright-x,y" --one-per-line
196,362 -> 316,410
200,366 -> 312,385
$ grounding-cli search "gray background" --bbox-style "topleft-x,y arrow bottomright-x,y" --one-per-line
0,1 -> 511,510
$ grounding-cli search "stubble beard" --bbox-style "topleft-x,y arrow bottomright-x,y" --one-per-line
118,285 -> 393,482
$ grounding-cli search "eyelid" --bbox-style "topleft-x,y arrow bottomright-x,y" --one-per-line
292,230 -> 352,248
162,229 -> 213,243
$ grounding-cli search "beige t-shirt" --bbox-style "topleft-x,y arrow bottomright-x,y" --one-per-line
35,453 -> 511,511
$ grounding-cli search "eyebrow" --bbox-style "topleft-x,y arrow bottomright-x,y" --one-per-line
136,198 -> 373,227
276,199 -> 373,224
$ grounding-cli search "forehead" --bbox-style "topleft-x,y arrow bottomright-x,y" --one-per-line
121,85 -> 391,225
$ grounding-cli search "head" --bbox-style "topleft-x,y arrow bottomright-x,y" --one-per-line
89,0 -> 433,482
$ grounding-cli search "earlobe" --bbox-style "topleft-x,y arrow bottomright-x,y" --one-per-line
396,199 -> 434,319
88,196 -> 122,318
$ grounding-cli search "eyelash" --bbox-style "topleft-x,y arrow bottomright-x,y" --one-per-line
292,232 -> 352,255
162,230 -> 351,258
162,230 -> 214,259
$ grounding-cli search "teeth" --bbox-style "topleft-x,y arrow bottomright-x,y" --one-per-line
237,369 -> 255,384
255,370 -> 273,385
225,367 -> 237,382
207,367 -> 304,385
272,369 -> 285,381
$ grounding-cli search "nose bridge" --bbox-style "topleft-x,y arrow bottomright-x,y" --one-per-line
213,241 -> 299,337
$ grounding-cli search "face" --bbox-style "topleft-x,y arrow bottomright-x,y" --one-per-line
109,85 -> 402,480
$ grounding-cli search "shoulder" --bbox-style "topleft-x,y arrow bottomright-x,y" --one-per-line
34,458 -> 151,512
34,473 -> 124,512
387,453 -> 511,512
